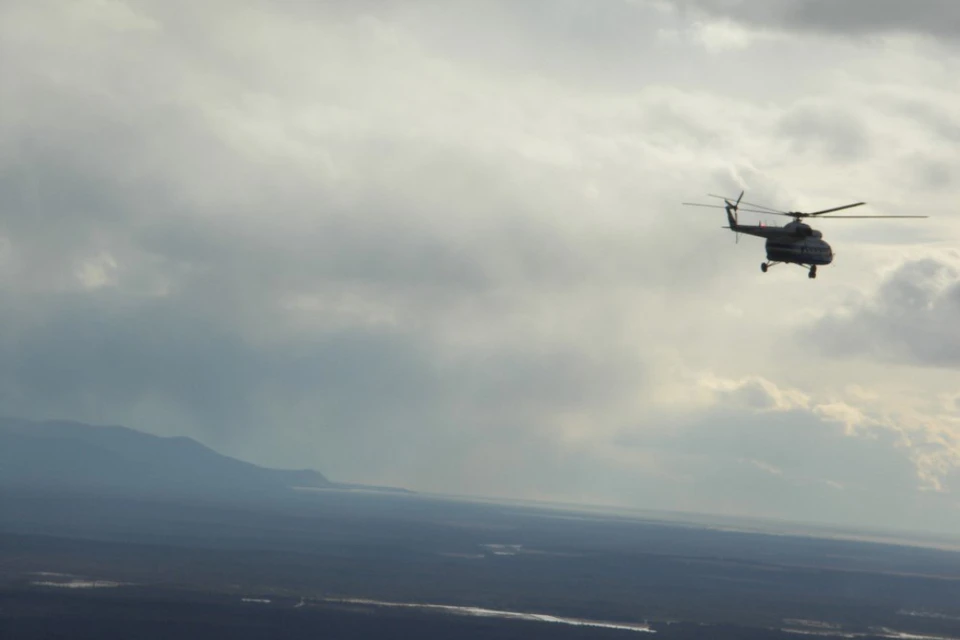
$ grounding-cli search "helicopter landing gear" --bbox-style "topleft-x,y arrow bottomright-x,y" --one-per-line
761,261 -> 780,273
808,265 -> 817,279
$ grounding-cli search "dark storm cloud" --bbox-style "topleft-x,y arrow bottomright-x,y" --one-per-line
802,256 -> 960,367
677,0 -> 960,41
1,0 -> 668,475
0,11 -> 652,462
0,280 -> 639,484
0,290 -> 272,432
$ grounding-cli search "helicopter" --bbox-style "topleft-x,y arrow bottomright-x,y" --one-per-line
682,191 -> 928,278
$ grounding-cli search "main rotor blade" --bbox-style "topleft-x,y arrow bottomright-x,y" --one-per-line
805,202 -> 866,216
813,215 -> 929,219
683,203 -> 780,214
707,194 -> 787,214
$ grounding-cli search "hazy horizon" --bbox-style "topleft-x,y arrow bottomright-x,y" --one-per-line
2,1 -> 960,536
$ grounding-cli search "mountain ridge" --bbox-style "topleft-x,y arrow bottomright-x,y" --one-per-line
0,417 -> 410,500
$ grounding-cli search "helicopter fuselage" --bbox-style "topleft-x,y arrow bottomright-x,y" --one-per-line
733,222 -> 833,266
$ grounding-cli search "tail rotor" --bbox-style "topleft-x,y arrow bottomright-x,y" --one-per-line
681,189 -> 757,245
724,191 -> 743,244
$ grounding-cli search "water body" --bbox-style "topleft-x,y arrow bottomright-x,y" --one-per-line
326,597 -> 656,633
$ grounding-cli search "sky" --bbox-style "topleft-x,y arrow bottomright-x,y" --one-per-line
2,0 -> 960,535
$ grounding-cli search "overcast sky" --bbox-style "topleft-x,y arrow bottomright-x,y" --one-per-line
2,0 -> 959,535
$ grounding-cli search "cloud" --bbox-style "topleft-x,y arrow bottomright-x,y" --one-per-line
607,374 -> 960,532
0,0 -> 958,534
776,101 -> 871,163
676,0 -> 960,42
695,373 -> 811,412
804,253 -> 960,367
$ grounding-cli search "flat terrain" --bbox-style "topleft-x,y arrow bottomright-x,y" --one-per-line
2,488 -> 959,639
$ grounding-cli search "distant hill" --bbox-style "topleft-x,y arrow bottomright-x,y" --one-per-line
0,418 -> 343,501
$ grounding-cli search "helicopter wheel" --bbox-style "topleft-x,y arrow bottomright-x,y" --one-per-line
808,266 -> 817,279
761,263 -> 768,273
